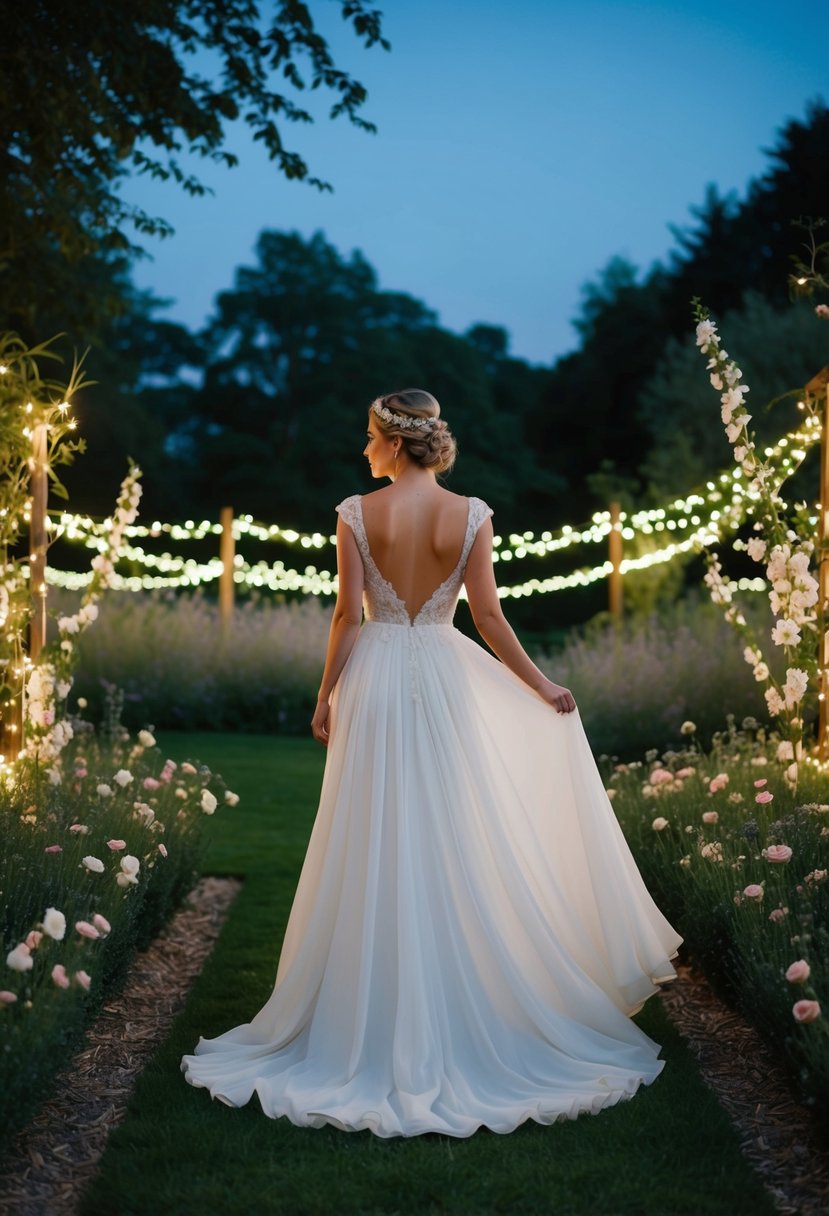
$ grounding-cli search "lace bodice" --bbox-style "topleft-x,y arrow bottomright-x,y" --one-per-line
335,495 -> 494,626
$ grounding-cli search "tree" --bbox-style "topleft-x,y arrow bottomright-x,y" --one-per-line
0,0 -> 388,337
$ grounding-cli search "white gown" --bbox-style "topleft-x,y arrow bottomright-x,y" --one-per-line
180,495 -> 683,1137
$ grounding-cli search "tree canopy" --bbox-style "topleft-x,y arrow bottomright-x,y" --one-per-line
0,0 -> 388,337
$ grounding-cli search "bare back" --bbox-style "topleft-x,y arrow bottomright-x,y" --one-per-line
359,486 -> 471,622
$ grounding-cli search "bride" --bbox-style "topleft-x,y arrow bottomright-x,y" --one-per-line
180,388 -> 683,1138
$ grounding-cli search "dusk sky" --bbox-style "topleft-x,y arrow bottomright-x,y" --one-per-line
124,0 -> 828,366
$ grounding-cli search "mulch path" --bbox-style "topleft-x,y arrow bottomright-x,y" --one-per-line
0,880 -> 828,1216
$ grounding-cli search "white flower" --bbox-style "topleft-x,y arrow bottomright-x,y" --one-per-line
201,789 -> 218,815
784,667 -> 808,704
765,687 -> 785,716
116,872 -> 138,888
680,721 -> 696,735
224,790 -> 240,806
82,855 -> 105,873
57,615 -> 80,634
96,783 -> 113,798
138,730 -> 156,748
6,944 -> 33,972
753,663 -> 769,681
652,817 -> 669,831
113,769 -> 133,787
695,318 -> 717,347
43,907 -> 66,940
746,538 -> 767,562
771,619 -> 801,648
700,841 -> 724,861
120,855 -> 140,877
710,373 -> 723,391
743,645 -> 762,666
81,602 -> 99,623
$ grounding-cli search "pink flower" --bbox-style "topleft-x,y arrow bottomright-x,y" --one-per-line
676,767 -> 695,779
181,762 -> 197,775
74,970 -> 91,991
753,778 -> 768,788
768,908 -> 787,923
702,811 -> 719,825
786,960 -> 811,984
106,839 -> 127,851
68,823 -> 87,833
143,777 -> 161,790
158,843 -> 168,858
709,773 -> 729,793
41,709 -> 55,727
743,884 -> 764,901
75,920 -> 100,940
25,930 -> 43,950
763,844 -> 793,863
755,790 -> 774,804
649,768 -> 673,786
792,999 -> 821,1024
0,991 -> 18,1005
74,768 -> 88,779
44,844 -> 63,853
92,913 -> 111,935
51,964 -> 70,989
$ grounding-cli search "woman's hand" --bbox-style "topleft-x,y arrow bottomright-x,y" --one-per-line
311,698 -> 331,745
536,677 -> 577,714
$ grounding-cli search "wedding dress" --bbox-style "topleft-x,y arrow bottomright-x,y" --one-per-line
180,494 -> 683,1137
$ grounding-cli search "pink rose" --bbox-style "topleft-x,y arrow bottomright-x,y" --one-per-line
649,768 -> 673,786
51,964 -> 70,989
92,913 -> 111,935
143,777 -> 161,790
44,844 -> 63,853
0,990 -> 18,1005
106,839 -> 127,851
764,844 -> 793,863
743,884 -> 764,901
709,773 -> 729,793
158,843 -> 168,858
755,790 -> 774,804
25,930 -> 43,950
75,920 -> 100,940
792,999 -> 821,1024
785,960 -> 811,984
74,970 -> 92,990
702,811 -> 719,825
768,908 -> 787,923
753,778 -> 768,788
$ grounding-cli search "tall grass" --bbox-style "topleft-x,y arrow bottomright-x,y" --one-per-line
61,589 -> 770,755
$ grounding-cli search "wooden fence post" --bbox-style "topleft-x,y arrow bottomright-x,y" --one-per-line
813,369 -> 829,762
219,506 -> 234,633
609,500 -> 623,619
29,421 -> 48,660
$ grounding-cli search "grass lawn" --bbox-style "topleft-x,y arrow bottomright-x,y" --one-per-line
79,732 -> 776,1216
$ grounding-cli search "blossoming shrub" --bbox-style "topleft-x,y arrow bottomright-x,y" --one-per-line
605,721 -> 829,1120
0,719 -> 238,1153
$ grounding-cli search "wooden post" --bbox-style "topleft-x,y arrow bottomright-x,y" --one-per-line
817,378 -> 829,761
609,500 -> 623,619
219,506 -> 234,633
29,422 -> 48,661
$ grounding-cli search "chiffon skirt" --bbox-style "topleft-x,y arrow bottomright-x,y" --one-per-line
180,620 -> 683,1137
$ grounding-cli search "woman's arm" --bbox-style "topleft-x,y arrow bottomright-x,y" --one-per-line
310,516 -> 365,745
464,518 -> 576,714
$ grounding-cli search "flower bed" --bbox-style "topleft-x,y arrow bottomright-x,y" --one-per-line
605,720 -> 829,1122
0,716 -> 238,1156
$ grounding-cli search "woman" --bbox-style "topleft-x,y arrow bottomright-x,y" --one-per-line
181,389 -> 682,1138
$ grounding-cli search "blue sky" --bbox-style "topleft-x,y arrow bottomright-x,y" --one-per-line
123,0 -> 828,366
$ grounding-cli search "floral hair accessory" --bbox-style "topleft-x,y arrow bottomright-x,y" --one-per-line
371,400 -> 437,431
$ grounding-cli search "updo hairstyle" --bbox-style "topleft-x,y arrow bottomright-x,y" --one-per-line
370,389 -> 457,475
